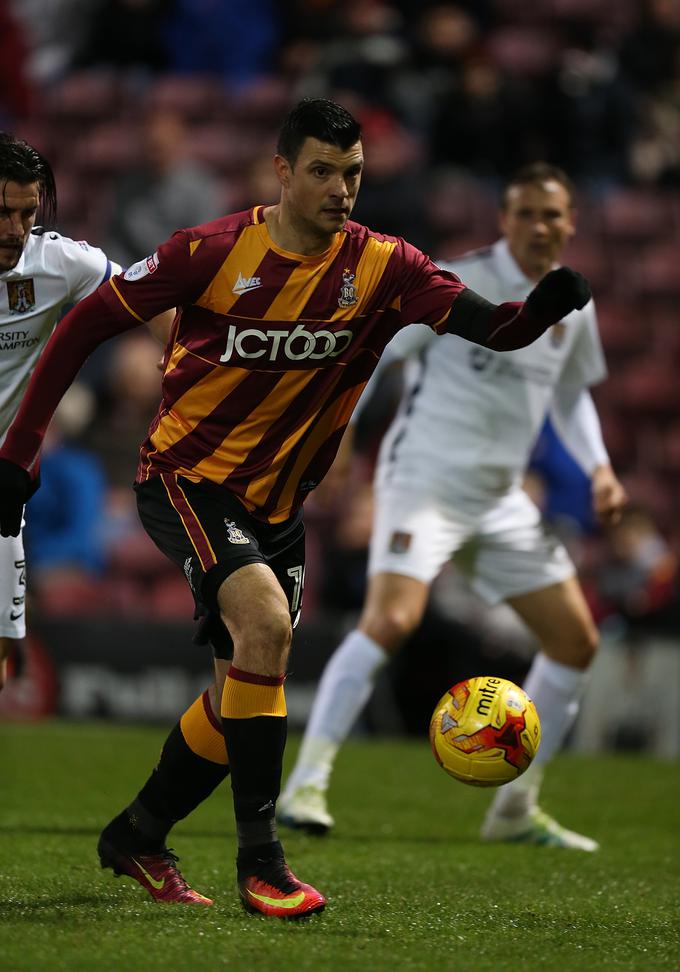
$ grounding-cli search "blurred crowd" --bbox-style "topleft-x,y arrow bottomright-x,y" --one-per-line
1,0 -> 679,658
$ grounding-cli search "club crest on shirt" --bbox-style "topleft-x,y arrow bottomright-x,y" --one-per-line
224,519 -> 250,544
6,279 -> 35,314
338,268 -> 358,308
389,530 -> 412,554
550,322 -> 567,347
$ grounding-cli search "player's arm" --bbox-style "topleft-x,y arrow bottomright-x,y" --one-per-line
146,308 -> 176,346
0,234 -> 195,536
443,267 -> 591,351
0,288 -> 144,535
549,384 -> 627,526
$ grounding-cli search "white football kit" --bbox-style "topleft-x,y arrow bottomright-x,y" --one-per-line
0,230 -> 117,637
368,238 -> 610,602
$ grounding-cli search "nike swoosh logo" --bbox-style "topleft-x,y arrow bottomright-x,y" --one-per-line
247,889 -> 306,909
131,858 -> 165,890
10,611 -> 23,620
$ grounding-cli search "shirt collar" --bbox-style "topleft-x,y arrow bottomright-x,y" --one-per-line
492,238 -> 532,290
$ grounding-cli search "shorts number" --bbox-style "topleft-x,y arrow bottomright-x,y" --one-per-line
286,565 -> 304,613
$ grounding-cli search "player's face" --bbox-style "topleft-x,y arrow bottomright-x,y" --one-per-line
500,180 -> 575,281
0,180 -> 40,272
277,137 -> 364,244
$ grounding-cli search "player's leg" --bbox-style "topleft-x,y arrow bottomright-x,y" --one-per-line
278,571 -> 428,833
279,491 -> 466,834
97,669 -> 228,905
97,477 -> 238,905
471,488 -> 599,849
0,533 -> 27,689
111,615 -> 235,845
481,576 -> 600,850
215,561 -> 326,917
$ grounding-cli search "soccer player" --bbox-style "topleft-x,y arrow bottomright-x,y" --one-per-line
0,133 -> 121,691
278,162 -> 626,851
0,103 -> 592,917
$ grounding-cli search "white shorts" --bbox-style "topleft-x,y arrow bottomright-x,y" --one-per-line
368,483 -> 575,605
0,532 -> 27,639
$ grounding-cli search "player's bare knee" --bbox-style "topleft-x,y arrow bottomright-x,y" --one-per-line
575,623 -> 599,668
360,604 -> 418,655
547,622 -> 599,670
228,603 -> 292,671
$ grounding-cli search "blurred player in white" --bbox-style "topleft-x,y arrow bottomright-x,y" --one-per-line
279,162 -> 627,850
0,132 -> 168,689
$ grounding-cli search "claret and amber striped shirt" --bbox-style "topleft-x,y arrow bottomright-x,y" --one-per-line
103,208 -> 467,522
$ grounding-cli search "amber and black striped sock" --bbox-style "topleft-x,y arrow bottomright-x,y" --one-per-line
110,689 -> 230,851
221,664 -> 287,867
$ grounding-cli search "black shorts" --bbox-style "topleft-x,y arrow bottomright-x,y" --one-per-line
135,474 -> 305,660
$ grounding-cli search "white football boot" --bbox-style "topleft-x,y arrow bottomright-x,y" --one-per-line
480,806 -> 599,851
277,785 -> 335,836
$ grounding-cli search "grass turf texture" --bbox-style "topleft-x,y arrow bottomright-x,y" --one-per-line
1,722 -> 678,972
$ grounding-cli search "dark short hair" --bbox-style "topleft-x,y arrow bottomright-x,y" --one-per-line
502,162 -> 575,208
277,99 -> 362,166
0,132 -> 57,227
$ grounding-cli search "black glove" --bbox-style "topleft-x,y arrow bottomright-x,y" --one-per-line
524,267 -> 591,324
0,458 -> 34,537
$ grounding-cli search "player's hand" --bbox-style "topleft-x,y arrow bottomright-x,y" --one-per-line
525,267 -> 591,324
592,464 -> 627,526
0,458 -> 32,537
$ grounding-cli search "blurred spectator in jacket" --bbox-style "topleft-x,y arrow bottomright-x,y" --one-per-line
24,384 -> 107,587
591,505 -> 678,634
619,0 -> 680,95
0,2 -> 33,122
83,330 -> 165,489
540,20 -> 634,190
163,0 -> 280,87
105,108 -> 222,268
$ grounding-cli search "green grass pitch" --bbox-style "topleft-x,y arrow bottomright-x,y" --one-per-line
2,721 -> 679,972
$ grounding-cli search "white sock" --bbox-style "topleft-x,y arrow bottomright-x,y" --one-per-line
283,629 -> 387,793
489,653 -> 589,818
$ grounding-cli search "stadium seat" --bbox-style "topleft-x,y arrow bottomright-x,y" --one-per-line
599,188 -> 677,244
144,74 -> 227,122
35,574 -> 112,616
41,70 -> 123,128
486,27 -> 558,77
563,240 -> 611,293
73,122 -> 141,177
594,301 -> 648,358
226,76 -> 293,125
662,420 -> 680,471
148,575 -> 196,619
636,243 -> 680,301
602,360 -> 678,415
189,124 -> 262,177
424,175 -> 497,242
